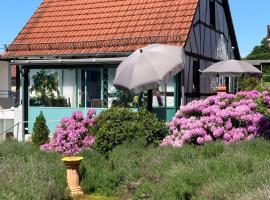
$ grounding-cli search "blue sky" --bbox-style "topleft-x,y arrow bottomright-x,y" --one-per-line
0,0 -> 42,50
0,0 -> 269,57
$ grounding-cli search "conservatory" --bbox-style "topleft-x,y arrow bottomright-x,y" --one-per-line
13,57 -> 177,133
14,58 -> 127,133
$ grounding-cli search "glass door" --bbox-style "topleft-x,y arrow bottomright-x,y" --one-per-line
152,77 -> 176,121
80,68 -> 102,108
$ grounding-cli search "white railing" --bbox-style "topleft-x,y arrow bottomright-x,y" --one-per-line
0,119 -> 61,143
0,122 -> 19,142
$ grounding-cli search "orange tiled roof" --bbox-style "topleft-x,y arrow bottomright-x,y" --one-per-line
3,0 -> 199,58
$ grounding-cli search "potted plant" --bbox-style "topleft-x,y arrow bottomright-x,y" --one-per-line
30,69 -> 68,107
41,109 -> 96,196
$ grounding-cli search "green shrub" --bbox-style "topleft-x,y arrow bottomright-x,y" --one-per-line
91,108 -> 167,156
134,109 -> 168,145
112,91 -> 138,108
32,111 -> 50,146
256,96 -> 270,117
238,77 -> 262,91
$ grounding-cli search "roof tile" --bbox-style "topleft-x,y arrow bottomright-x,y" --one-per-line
3,0 -> 199,57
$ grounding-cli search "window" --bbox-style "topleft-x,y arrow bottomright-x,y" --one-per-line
29,68 -> 70,107
210,0 -> 216,28
193,60 -> 200,96
152,78 -> 175,108
80,69 -> 101,108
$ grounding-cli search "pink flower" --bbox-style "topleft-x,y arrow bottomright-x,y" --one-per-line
197,137 -> 205,144
172,139 -> 184,148
40,110 -> 96,156
225,120 -> 232,130
204,135 -> 213,142
213,127 -> 224,138
246,134 -> 255,141
223,133 -> 231,141
216,117 -> 223,125
87,109 -> 96,118
162,90 -> 270,148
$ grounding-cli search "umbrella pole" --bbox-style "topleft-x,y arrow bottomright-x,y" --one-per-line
147,90 -> 153,111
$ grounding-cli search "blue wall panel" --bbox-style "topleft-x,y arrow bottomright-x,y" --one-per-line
28,107 -> 107,134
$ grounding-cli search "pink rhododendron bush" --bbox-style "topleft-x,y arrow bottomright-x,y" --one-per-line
40,109 -> 96,155
161,91 -> 270,148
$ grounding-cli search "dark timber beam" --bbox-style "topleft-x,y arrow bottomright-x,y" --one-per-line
185,51 -> 221,63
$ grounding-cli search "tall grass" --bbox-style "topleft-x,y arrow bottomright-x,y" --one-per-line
0,141 -> 69,200
80,138 -> 270,200
1,139 -> 270,199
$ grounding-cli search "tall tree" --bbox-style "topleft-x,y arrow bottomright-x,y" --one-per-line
245,38 -> 270,60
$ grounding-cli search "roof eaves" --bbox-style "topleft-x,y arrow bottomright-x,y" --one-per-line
2,51 -> 133,61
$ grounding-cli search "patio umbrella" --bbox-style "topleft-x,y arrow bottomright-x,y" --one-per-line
201,59 -> 262,93
113,44 -> 185,93
201,59 -> 262,77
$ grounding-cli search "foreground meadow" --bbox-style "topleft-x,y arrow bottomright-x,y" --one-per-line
1,139 -> 270,200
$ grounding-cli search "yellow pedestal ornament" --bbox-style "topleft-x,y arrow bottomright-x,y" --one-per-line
62,156 -> 84,197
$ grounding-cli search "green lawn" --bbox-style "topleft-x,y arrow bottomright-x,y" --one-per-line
1,139 -> 270,200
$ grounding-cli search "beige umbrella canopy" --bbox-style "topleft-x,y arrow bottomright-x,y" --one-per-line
113,44 -> 185,93
201,59 -> 262,93
201,59 -> 262,77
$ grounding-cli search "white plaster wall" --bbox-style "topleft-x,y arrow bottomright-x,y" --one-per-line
14,105 -> 23,141
0,108 -> 15,142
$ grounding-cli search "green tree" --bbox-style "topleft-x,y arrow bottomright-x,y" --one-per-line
245,38 -> 270,60
30,69 -> 60,102
32,112 -> 50,146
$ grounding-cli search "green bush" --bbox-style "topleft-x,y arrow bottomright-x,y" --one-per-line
134,109 -> 168,145
32,111 -> 50,146
91,108 -> 167,156
238,77 -> 262,91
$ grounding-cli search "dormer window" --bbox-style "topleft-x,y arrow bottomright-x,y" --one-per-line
210,0 -> 216,28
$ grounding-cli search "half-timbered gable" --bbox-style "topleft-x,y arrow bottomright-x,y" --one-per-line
183,0 -> 239,102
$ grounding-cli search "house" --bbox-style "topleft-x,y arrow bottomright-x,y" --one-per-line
1,0 -> 240,135
0,61 -> 17,141
0,61 -> 15,109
